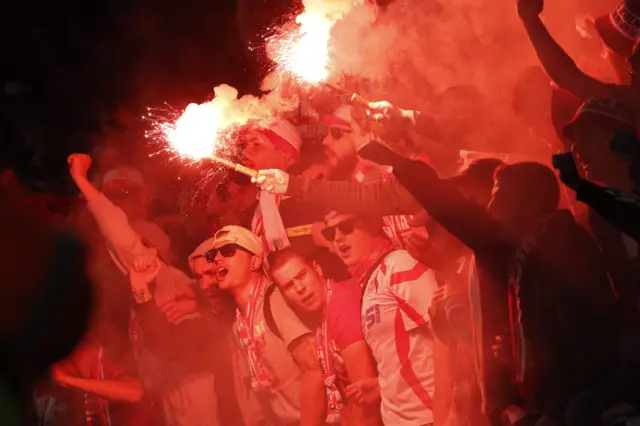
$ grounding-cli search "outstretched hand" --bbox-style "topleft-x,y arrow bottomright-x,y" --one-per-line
252,169 -> 289,195
517,0 -> 543,20
552,153 -> 584,191
366,101 -> 416,133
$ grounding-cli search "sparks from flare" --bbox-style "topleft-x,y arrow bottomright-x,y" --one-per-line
268,2 -> 355,85
145,85 -> 273,168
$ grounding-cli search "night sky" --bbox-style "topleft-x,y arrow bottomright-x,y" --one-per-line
0,0 -> 296,191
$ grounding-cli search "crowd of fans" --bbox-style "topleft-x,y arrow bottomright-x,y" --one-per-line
2,0 -> 640,425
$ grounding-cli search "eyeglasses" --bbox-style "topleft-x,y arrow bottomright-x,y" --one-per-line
329,127 -> 353,140
205,244 -> 241,263
321,218 -> 357,242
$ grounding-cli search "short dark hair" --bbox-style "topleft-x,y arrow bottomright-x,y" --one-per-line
266,247 -> 312,278
447,158 -> 505,204
495,162 -> 560,217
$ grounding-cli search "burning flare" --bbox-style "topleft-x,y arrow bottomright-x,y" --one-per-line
269,0 -> 363,84
166,102 -> 223,160
150,85 -> 276,161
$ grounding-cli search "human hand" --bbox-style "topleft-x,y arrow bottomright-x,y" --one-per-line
130,249 -> 161,287
252,169 -> 289,195
67,153 -> 93,180
552,153 -> 583,191
367,100 -> 416,133
517,0 -> 543,20
344,378 -> 381,404
405,229 -> 431,265
159,288 -> 198,324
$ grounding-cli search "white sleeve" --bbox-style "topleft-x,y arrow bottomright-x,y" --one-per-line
87,193 -> 151,272
386,251 -> 438,331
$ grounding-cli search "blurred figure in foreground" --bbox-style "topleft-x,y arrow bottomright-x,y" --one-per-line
0,190 -> 92,424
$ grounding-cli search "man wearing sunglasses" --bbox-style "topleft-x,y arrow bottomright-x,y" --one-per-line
201,225 -> 327,426
267,247 -> 382,426
319,211 -> 439,426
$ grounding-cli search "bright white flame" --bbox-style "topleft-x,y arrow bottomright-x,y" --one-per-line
286,13 -> 332,82
166,103 -> 222,160
156,84 -> 277,161
270,0 -> 363,83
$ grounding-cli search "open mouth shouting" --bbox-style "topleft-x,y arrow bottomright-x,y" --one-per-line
216,266 -> 229,281
336,243 -> 351,259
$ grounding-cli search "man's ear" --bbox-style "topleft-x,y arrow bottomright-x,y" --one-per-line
312,261 -> 324,279
251,254 -> 264,271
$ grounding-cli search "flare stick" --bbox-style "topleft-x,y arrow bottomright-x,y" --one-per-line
210,155 -> 258,179
322,82 -> 371,108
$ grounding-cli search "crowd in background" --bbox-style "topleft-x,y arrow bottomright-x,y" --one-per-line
2,0 -> 640,425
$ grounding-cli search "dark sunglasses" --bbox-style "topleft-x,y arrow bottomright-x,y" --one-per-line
329,127 -> 353,140
205,244 -> 244,263
321,218 -> 357,242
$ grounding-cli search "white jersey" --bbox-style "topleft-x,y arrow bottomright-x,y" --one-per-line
361,250 -> 438,425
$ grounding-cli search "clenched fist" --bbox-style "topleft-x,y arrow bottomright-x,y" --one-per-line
67,154 -> 93,180
517,0 -> 543,20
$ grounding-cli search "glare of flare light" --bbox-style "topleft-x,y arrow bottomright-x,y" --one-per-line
164,103 -> 222,160
286,12 -> 332,83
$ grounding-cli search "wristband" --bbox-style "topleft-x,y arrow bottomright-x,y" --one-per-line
132,287 -> 153,304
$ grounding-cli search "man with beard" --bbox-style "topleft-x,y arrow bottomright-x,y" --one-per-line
267,246 -> 382,426
232,116 -> 347,280
195,225 -> 326,426
267,105 -> 423,250
358,141 -> 619,426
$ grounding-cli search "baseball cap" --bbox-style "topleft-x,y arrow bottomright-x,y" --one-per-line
102,167 -> 145,189
563,98 -> 635,141
212,225 -> 263,255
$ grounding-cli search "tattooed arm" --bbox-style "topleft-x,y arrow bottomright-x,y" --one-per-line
290,333 -> 327,426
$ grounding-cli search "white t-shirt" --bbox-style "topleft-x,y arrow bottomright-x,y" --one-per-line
361,250 -> 438,425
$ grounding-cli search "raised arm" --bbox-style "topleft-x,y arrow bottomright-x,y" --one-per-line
68,154 -> 150,271
359,142 -> 512,255
517,0 -> 615,100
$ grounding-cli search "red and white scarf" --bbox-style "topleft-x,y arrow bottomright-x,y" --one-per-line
317,280 -> 343,415
348,237 -> 395,288
235,276 -> 277,391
